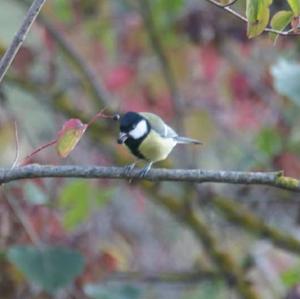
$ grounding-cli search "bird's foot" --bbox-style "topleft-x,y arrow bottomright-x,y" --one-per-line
137,162 -> 153,178
124,162 -> 136,176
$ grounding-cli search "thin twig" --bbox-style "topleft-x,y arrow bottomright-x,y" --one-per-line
0,0 -> 48,82
207,0 -> 299,36
2,188 -> 41,246
0,165 -> 299,192
11,121 -> 20,169
21,139 -> 57,165
212,0 -> 239,8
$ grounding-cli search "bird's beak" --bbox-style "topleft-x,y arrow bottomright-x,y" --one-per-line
117,132 -> 128,144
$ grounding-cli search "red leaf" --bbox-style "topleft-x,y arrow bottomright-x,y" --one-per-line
56,119 -> 87,158
199,45 -> 221,81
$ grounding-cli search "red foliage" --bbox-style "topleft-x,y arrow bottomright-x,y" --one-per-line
105,65 -> 136,91
27,205 -> 66,242
199,44 -> 221,81
274,152 -> 300,177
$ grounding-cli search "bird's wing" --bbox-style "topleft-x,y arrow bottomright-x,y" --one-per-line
140,112 -> 178,138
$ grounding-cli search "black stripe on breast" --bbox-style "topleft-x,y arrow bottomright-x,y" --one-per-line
125,138 -> 145,160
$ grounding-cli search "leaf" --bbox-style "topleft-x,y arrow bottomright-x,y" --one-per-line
281,265 -> 300,287
255,127 -> 282,158
84,284 -> 141,299
287,0 -> 300,16
56,119 -> 87,158
7,245 -> 84,293
271,10 -> 293,32
271,59 -> 300,105
59,180 -> 113,230
246,0 -> 271,38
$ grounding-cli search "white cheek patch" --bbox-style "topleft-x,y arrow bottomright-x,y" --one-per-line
129,120 -> 147,139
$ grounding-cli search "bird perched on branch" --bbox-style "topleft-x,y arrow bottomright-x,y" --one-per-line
116,111 -> 202,177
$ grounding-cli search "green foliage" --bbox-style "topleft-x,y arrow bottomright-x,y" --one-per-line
84,284 -> 141,299
271,10 -> 293,33
246,0 -> 272,38
287,0 -> 300,16
152,0 -> 183,30
255,127 -> 282,158
59,180 -> 113,230
281,264 -> 300,287
7,245 -> 85,293
271,59 -> 300,105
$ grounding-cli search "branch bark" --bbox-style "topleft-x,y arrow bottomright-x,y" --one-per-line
0,0 -> 47,82
103,270 -> 220,284
0,165 -> 299,192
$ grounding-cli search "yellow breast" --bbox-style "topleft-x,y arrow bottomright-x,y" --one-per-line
139,131 -> 176,162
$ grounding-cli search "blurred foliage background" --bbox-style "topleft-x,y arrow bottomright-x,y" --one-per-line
1,0 -> 300,298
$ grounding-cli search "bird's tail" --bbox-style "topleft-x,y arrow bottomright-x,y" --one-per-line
174,136 -> 202,145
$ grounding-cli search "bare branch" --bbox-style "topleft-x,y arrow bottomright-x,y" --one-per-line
139,0 -> 183,122
11,121 -> 20,169
0,165 -> 299,192
0,0 -> 47,82
13,0 -> 114,107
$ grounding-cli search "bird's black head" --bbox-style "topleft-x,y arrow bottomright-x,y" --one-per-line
117,112 -> 150,145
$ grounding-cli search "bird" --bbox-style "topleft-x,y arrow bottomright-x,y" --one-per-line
116,111 -> 202,177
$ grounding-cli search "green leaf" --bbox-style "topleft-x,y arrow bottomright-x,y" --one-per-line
246,0 -> 271,38
84,284 -> 141,299
7,245 -> 84,293
56,119 -> 87,158
281,264 -> 300,287
271,10 -> 293,31
59,180 -> 113,230
287,0 -> 300,16
271,59 -> 300,106
255,127 -> 282,158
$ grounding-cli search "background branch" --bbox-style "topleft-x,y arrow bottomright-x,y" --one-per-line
153,191 -> 259,299
213,196 -> 300,254
103,270 -> 220,284
139,0 -> 183,124
0,0 -> 47,82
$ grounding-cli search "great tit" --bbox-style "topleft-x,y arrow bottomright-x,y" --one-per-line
117,111 -> 202,177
